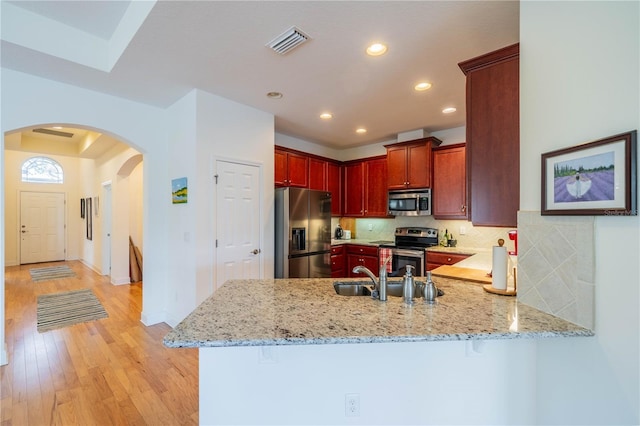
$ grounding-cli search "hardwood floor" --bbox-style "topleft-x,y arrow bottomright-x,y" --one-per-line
1,261 -> 199,425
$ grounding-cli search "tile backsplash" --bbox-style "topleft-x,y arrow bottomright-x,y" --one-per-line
331,216 -> 517,252
517,211 -> 595,329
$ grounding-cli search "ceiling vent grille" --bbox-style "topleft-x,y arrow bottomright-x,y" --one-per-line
33,128 -> 74,138
267,26 -> 310,55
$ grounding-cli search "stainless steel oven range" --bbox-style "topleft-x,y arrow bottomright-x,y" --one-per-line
380,227 -> 438,276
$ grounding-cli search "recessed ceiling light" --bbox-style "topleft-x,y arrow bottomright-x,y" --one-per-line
320,113 -> 333,120
414,82 -> 432,91
52,126 -> 63,130
266,91 -> 283,99
366,43 -> 387,56
442,107 -> 457,114
356,128 -> 367,134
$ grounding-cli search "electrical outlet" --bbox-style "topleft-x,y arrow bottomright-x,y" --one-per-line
368,223 -> 373,231
345,393 -> 360,417
459,226 -> 466,235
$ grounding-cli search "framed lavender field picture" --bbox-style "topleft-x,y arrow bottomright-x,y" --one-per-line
542,130 -> 637,216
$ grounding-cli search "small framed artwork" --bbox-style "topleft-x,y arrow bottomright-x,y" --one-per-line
541,130 -> 637,216
172,177 -> 188,204
81,198 -> 85,218
86,197 -> 92,240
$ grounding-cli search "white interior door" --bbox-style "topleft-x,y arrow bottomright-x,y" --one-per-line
20,191 -> 65,264
215,160 -> 262,290
102,183 -> 112,275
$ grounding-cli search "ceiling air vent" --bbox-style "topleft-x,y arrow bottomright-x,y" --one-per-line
33,128 -> 74,138
267,26 -> 310,55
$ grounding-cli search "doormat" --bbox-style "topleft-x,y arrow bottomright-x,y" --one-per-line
37,289 -> 108,332
29,265 -> 76,282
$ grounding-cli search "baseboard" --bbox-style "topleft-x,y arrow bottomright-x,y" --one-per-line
141,310 -> 168,326
111,276 -> 132,286
79,259 -> 102,275
4,260 -> 18,267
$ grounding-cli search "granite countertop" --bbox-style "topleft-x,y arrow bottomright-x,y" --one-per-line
163,277 -> 593,348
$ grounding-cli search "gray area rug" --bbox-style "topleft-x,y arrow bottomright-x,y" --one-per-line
37,289 -> 108,332
30,265 -> 77,282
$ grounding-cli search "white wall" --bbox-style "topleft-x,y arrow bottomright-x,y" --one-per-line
201,340 -> 537,425
521,2 -> 639,424
161,89 -> 275,326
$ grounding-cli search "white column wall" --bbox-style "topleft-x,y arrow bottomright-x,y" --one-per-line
521,2 -> 639,424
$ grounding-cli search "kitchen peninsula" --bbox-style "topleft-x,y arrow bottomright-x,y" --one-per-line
165,277 -> 592,425
164,277 -> 591,348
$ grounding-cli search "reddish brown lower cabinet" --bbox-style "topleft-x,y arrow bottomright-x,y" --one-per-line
426,251 -> 470,271
330,245 -> 345,278
433,144 -> 467,219
346,244 -> 379,277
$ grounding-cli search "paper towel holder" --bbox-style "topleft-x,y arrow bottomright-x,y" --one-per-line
483,239 -> 517,296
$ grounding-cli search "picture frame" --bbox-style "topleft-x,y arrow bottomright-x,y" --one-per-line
172,177 -> 188,204
541,130 -> 637,216
86,197 -> 92,240
81,198 -> 85,218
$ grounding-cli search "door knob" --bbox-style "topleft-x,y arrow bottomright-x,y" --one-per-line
251,249 -> 261,255
21,230 -> 27,233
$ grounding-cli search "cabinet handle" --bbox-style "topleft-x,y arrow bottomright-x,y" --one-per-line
461,205 -> 466,212
447,257 -> 452,262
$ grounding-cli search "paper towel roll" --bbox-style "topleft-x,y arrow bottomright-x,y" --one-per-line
492,246 -> 508,290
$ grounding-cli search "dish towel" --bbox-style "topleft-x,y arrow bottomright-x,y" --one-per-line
379,248 -> 393,272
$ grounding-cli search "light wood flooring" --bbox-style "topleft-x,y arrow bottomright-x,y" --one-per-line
1,260 -> 199,425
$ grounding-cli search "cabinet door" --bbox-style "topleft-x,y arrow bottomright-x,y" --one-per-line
460,44 -> 519,227
309,158 -> 327,190
433,145 -> 467,219
274,150 -> 288,187
347,254 -> 379,277
343,162 -> 364,216
386,145 -> 408,190
287,152 -> 309,187
407,143 -> 430,188
327,162 -> 342,216
364,158 -> 388,217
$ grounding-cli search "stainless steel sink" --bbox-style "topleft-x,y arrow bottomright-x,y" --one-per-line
333,281 -> 372,296
333,280 -> 443,297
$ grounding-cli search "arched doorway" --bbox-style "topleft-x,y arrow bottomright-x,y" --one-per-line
4,125 -> 144,282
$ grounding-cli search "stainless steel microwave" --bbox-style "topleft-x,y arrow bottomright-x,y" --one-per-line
388,189 -> 431,216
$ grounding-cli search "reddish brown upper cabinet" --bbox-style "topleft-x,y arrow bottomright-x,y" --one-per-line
274,148 -> 308,188
432,144 -> 467,220
309,157 -> 343,216
343,156 -> 388,217
459,43 -> 519,227
385,137 -> 442,190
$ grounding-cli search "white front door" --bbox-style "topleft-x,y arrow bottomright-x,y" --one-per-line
20,191 -> 66,264
215,160 -> 262,290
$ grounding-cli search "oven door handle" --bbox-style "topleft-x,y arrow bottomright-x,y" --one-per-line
392,248 -> 425,258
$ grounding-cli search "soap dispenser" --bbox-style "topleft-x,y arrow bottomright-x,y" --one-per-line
423,271 -> 438,304
402,265 -> 415,305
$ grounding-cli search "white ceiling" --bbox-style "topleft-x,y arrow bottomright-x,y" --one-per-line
1,1 -> 519,150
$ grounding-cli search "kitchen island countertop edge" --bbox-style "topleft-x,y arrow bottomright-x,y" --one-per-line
163,277 -> 593,348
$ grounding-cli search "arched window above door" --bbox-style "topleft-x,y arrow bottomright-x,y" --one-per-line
21,156 -> 64,184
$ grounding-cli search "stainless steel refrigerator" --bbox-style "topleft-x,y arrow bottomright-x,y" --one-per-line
275,187 -> 332,278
